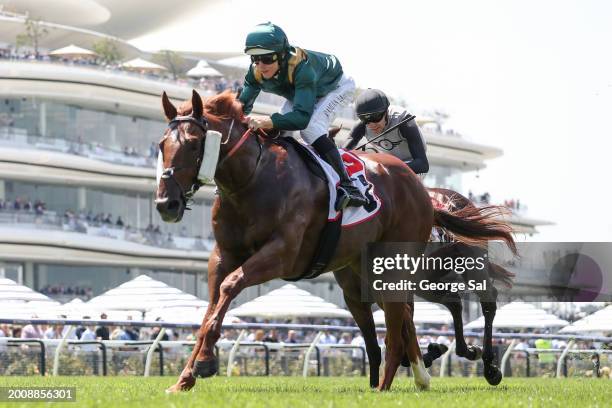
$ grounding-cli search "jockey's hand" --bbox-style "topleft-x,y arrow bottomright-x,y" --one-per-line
247,115 -> 273,131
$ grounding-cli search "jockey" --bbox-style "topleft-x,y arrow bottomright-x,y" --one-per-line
344,89 -> 429,176
238,22 -> 368,210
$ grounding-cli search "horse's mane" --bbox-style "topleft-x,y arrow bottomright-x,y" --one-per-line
176,90 -> 245,126
204,91 -> 245,125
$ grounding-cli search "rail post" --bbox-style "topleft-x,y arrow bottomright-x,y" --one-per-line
227,329 -> 247,377
53,325 -> 75,376
440,340 -> 455,378
556,340 -> 575,378
303,331 -> 323,377
144,328 -> 166,377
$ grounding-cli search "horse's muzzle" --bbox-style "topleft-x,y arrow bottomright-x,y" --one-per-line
155,197 -> 184,223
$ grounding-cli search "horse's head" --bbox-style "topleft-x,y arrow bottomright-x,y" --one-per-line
155,90 -> 222,223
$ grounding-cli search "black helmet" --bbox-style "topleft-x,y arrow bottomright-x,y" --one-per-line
355,89 -> 390,123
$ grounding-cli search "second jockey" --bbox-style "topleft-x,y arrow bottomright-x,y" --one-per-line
238,22 -> 368,210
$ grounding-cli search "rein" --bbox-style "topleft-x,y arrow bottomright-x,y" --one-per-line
158,114 -> 268,206
354,115 -> 416,151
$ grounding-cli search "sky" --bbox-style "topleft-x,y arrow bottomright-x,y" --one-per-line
131,0 -> 612,242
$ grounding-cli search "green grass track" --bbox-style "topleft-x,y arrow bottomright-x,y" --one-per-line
0,376 -> 609,408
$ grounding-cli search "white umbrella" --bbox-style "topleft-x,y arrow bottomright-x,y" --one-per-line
0,278 -> 57,303
559,305 -> 612,333
373,302 -> 454,326
187,60 -> 223,78
49,44 -> 97,59
229,284 -> 352,319
464,301 -> 569,330
144,306 -> 242,325
121,58 -> 167,72
87,275 -> 205,312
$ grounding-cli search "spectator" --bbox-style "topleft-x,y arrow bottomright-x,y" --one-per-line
21,323 -> 44,339
95,313 -> 110,340
116,216 -> 124,227
264,329 -> 279,343
319,330 -> 337,344
285,330 -> 298,343
338,332 -> 352,345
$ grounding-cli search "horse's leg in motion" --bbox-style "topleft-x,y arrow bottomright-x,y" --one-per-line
440,295 -> 482,362
334,267 -> 381,388
192,238 -> 297,378
379,302 -> 430,391
479,285 -> 503,385
167,247 -> 239,392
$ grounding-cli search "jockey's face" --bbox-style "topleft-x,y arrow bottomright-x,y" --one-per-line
254,60 -> 279,79
366,114 -> 388,135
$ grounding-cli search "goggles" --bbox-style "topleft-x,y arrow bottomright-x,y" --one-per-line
250,53 -> 278,65
358,111 -> 386,124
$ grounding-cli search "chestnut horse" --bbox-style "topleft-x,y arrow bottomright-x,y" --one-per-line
155,90 -> 516,392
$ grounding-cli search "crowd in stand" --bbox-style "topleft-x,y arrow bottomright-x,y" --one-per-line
468,191 -> 528,213
0,197 -> 212,251
39,284 -> 93,299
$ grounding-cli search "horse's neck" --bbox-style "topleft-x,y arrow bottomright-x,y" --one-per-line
215,123 -> 262,194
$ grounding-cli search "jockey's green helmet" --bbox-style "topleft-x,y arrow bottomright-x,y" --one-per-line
244,22 -> 289,55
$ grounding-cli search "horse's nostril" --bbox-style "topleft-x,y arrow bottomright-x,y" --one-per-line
167,200 -> 180,212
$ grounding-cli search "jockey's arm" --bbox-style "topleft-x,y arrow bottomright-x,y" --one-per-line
344,121 -> 366,150
238,69 -> 262,115
270,65 -> 316,130
400,119 -> 429,174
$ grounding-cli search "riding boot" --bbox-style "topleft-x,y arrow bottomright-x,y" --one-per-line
312,135 -> 368,211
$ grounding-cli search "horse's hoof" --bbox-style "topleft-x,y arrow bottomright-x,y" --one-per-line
166,374 -> 196,393
193,358 -> 218,378
485,365 -> 503,386
400,355 -> 411,368
467,345 -> 483,361
423,343 -> 448,368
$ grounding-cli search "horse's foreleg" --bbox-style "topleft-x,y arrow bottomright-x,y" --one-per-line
378,303 -> 409,391
193,238 -> 292,376
166,246 -> 238,393
480,286 -> 502,385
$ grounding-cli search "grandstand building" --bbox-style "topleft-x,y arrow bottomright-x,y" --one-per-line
0,2 -> 549,306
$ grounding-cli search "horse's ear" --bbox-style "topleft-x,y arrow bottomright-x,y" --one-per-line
191,89 -> 203,118
162,91 -> 177,121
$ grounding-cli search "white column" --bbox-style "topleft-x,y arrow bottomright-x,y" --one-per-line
77,187 -> 87,211
39,102 -> 47,137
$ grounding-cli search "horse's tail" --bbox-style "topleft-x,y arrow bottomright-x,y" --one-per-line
488,262 -> 516,288
433,205 -> 518,256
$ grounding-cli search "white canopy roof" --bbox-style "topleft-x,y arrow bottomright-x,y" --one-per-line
559,305 -> 612,333
49,44 -> 97,58
229,284 -> 352,319
465,301 -> 569,330
121,58 -> 167,71
373,302 -> 454,326
144,306 -> 241,325
0,278 -> 57,303
187,60 -> 223,78
87,275 -> 206,312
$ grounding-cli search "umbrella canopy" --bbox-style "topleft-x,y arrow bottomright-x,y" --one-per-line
144,306 -> 241,325
187,60 -> 223,78
60,298 -> 140,320
0,278 -> 57,303
229,284 -> 352,319
121,58 -> 167,72
87,275 -> 206,312
49,44 -> 98,59
559,305 -> 612,333
373,302 -> 454,326
465,301 -> 569,330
